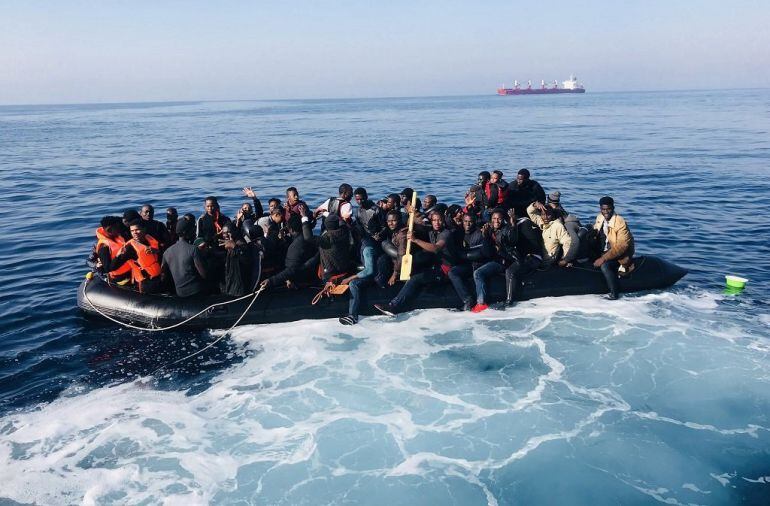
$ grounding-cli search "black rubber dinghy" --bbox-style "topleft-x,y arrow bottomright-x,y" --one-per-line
77,255 -> 687,330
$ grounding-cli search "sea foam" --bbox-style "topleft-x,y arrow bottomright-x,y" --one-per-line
1,290 -> 768,505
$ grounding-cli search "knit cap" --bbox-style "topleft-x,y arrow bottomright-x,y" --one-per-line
547,191 -> 561,205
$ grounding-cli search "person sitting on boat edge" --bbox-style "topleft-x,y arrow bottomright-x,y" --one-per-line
374,210 -> 456,316
303,212 -> 355,284
94,215 -> 133,286
218,222 -> 253,297
450,212 -> 494,311
592,196 -> 635,300
161,218 -> 208,298
348,187 -> 385,279
337,203 -> 392,326
471,209 -> 523,312
109,220 -> 163,294
527,202 -> 576,268
259,214 -> 318,291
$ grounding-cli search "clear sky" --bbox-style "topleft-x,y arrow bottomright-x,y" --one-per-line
1,0 -> 769,104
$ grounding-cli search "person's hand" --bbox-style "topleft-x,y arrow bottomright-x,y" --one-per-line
388,273 -> 397,286
535,201 -> 546,211
593,257 -> 605,268
285,280 -> 296,289
507,209 -> 516,223
222,239 -> 236,250
406,230 -> 414,242
465,193 -> 476,206
243,187 -> 256,199
481,223 -> 491,236
259,279 -> 269,290
341,275 -> 356,285
558,260 -> 573,268
95,259 -> 103,269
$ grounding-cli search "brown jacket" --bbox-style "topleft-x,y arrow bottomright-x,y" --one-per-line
391,227 -> 408,276
593,213 -> 634,263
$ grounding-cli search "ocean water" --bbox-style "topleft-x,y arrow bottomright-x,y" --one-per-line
1,90 -> 769,504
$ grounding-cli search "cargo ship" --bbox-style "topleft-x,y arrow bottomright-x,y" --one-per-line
497,75 -> 585,95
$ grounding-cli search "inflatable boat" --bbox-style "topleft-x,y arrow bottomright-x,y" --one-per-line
77,255 -> 687,330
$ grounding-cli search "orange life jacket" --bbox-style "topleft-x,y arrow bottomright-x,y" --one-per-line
127,234 -> 162,283
95,227 -> 133,279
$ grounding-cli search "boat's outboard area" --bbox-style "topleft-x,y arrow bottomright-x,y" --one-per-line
78,255 -> 687,329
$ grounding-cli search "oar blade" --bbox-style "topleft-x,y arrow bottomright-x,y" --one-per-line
399,254 -> 413,281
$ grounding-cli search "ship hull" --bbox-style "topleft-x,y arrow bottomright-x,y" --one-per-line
497,88 -> 585,95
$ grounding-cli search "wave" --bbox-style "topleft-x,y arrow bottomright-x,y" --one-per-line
1,290 -> 769,505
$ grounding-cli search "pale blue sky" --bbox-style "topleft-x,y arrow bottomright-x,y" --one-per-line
1,0 -> 768,104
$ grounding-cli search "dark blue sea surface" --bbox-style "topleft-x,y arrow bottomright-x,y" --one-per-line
0,91 -> 769,504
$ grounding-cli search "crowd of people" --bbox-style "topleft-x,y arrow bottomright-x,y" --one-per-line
91,169 -> 635,325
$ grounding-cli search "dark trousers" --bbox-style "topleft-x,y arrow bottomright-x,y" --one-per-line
447,264 -> 474,304
390,266 -> 442,309
374,254 -> 393,288
505,260 -> 522,303
600,261 -> 620,296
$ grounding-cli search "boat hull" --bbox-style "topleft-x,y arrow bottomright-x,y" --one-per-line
77,256 -> 687,330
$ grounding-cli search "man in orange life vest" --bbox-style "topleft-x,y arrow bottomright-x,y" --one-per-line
94,216 -> 133,285
109,220 -> 163,293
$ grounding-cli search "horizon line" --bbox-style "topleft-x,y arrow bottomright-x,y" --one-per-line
1,86 -> 768,108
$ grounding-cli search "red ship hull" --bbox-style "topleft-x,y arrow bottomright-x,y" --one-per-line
497,87 -> 585,95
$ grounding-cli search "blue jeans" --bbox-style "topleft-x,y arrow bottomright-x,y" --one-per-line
348,277 -> 371,318
357,244 -> 377,280
473,261 -> 504,304
447,264 -> 473,304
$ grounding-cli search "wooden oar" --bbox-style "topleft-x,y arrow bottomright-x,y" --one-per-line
399,191 -> 418,281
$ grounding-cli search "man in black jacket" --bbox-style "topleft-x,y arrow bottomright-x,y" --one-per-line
448,213 -> 493,311
161,218 -> 208,297
259,215 -> 317,289
140,204 -> 170,250
507,169 -> 546,218
197,196 -> 231,247
303,213 -> 353,283
472,209 -> 523,311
